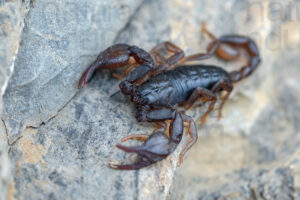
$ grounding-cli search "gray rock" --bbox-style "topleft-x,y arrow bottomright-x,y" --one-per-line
0,0 -> 29,97
0,150 -> 11,200
0,0 -> 30,199
2,0 -> 143,144
2,0 -> 300,199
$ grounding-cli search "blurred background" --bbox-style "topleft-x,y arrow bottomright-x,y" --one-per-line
0,0 -> 300,199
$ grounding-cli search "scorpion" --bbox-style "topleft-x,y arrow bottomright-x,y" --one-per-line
78,24 -> 261,170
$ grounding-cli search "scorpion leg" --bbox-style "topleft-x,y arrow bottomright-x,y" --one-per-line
109,111 -> 184,170
78,44 -> 154,88
121,122 -> 168,142
181,40 -> 219,63
181,23 -> 220,63
183,87 -> 217,124
211,79 -> 233,119
121,134 -> 149,142
135,41 -> 185,84
150,41 -> 185,73
112,63 -> 138,80
179,114 -> 198,165
150,41 -> 185,65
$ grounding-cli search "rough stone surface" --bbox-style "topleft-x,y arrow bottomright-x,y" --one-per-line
2,0 -> 143,144
0,1 -> 30,199
2,0 -> 300,199
0,0 -> 29,96
0,150 -> 10,200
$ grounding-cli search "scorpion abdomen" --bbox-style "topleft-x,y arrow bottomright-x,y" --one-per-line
137,65 -> 231,107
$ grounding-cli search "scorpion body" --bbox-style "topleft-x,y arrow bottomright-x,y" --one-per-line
78,24 -> 261,170
135,65 -> 231,107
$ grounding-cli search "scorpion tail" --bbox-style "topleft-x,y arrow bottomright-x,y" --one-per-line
204,35 -> 261,83
218,36 -> 261,83
210,35 -> 261,83
109,131 -> 175,170
200,23 -> 261,83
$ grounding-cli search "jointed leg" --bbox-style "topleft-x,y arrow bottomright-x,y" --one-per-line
182,40 -> 220,63
151,52 -> 168,66
178,114 -> 198,165
121,134 -> 149,142
135,41 -> 185,84
183,87 -> 217,124
120,122 -> 168,142
211,79 -> 233,119
150,41 -> 185,66
201,22 -> 217,40
113,63 -> 139,80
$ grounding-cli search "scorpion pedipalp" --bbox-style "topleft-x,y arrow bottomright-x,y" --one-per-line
78,44 -> 154,89
108,131 -> 173,170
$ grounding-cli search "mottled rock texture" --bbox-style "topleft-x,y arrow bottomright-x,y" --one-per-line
1,0 -> 300,199
0,1 -> 30,199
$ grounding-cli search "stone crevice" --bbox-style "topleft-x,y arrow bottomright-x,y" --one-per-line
1,119 -> 9,147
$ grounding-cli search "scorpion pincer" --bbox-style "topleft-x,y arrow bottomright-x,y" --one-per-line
78,24 -> 261,170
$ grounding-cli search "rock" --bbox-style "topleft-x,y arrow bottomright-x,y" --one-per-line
0,0 -> 29,96
0,150 -> 11,200
2,0 -> 300,199
2,0 -> 143,144
0,0 -> 30,199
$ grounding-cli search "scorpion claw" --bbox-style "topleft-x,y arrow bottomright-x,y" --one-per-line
78,68 -> 90,89
78,61 -> 98,89
109,144 -> 156,170
78,44 -> 155,90
110,131 -> 176,170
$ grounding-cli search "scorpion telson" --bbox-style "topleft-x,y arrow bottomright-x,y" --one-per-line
78,24 -> 261,170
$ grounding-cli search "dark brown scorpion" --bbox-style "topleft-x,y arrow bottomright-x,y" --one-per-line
78,24 -> 261,170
